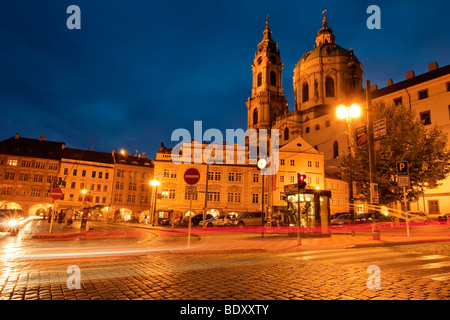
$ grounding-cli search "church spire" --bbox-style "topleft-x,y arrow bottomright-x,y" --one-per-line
316,9 -> 335,47
257,15 -> 278,54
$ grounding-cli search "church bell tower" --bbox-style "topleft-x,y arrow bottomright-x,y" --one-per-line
247,16 -> 288,131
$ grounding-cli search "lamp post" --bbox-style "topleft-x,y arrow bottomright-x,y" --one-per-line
149,180 -> 160,226
336,103 -> 361,231
257,157 -> 268,237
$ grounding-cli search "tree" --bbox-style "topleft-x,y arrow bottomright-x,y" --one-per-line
340,102 -> 450,205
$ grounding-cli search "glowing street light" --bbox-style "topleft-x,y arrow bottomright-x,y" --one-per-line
149,180 -> 160,225
336,103 -> 361,230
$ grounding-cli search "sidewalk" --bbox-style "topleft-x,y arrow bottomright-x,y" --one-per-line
28,219 -> 450,252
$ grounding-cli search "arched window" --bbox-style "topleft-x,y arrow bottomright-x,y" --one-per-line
302,82 -> 309,102
325,77 -> 335,97
270,71 -> 277,86
253,108 -> 258,125
333,141 -> 339,158
283,127 -> 289,141
257,72 -> 262,87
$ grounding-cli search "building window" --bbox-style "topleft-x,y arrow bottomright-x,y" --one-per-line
279,175 -> 284,183
252,193 -> 259,204
63,168 -> 69,175
228,172 -> 242,182
31,188 -> 41,197
257,72 -> 262,87
105,172 -> 109,179
4,172 -> 14,180
428,200 -> 440,214
70,182 -> 76,189
81,170 -> 86,177
280,159 -> 285,166
307,160 -> 312,167
185,191 -> 198,201
418,89 -> 428,100
305,127 -> 310,134
208,171 -> 221,181
315,161 -> 320,168
162,188 -> 176,200
333,141 -> 339,158
207,192 -> 220,202
290,159 -> 295,166
227,192 -> 241,203
446,82 -> 450,92
253,108 -> 258,125
270,71 -> 277,86
290,175 -> 295,183
315,124 -> 320,131
92,171 -> 96,178
420,110 -> 431,125
302,82 -> 309,102
394,97 -> 402,106
325,77 -> 335,97
284,127 -> 289,140
253,173 -> 259,183
99,172 -> 103,179
326,120 -> 330,127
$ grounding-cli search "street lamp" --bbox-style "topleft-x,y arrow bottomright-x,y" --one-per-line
336,103 -> 361,230
149,180 -> 160,226
257,157 -> 268,237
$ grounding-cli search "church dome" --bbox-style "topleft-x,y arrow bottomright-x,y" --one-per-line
299,44 -> 360,65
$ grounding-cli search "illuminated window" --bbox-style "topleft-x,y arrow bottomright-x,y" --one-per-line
7,159 -> 17,166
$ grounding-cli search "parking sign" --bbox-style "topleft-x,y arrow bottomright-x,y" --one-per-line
396,161 -> 409,175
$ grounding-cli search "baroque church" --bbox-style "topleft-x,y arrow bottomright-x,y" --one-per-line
246,13 -> 364,173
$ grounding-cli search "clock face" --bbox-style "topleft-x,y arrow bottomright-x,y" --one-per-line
257,158 -> 267,169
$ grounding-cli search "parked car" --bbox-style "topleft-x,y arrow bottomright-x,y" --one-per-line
199,214 -> 234,227
182,213 -> 213,227
399,211 -> 430,223
437,213 -> 450,224
230,211 -> 264,228
330,213 -> 351,226
330,212 -> 349,220
355,212 -> 395,224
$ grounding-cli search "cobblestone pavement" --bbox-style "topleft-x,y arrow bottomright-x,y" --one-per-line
0,222 -> 450,301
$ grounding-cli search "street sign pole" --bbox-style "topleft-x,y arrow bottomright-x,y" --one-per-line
188,197 -> 192,248
49,188 -> 63,233
49,198 -> 55,233
404,187 -> 410,237
184,168 -> 200,249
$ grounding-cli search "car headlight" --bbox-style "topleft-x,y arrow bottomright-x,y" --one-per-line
8,219 -> 18,227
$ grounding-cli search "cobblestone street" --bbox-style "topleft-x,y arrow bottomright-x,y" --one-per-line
1,222 -> 449,301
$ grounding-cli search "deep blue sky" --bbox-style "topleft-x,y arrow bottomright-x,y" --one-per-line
1,0 -> 449,158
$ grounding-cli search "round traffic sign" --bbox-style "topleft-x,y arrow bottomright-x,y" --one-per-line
184,168 -> 200,185
50,188 -> 63,200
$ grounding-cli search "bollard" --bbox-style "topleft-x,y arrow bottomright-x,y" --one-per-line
372,223 -> 381,240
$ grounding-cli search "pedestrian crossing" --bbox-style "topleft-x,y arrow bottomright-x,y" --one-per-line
282,246 -> 450,282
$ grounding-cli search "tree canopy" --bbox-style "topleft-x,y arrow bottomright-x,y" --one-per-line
340,102 -> 450,205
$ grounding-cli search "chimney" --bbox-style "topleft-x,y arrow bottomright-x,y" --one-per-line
428,61 -> 439,72
14,133 -> 20,140
39,136 -> 46,141
370,84 -> 378,92
387,79 -> 394,86
406,70 -> 415,80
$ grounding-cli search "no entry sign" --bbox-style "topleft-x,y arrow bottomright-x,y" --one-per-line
184,168 -> 200,185
50,188 -> 63,200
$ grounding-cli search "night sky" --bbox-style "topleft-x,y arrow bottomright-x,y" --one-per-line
1,0 -> 449,158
